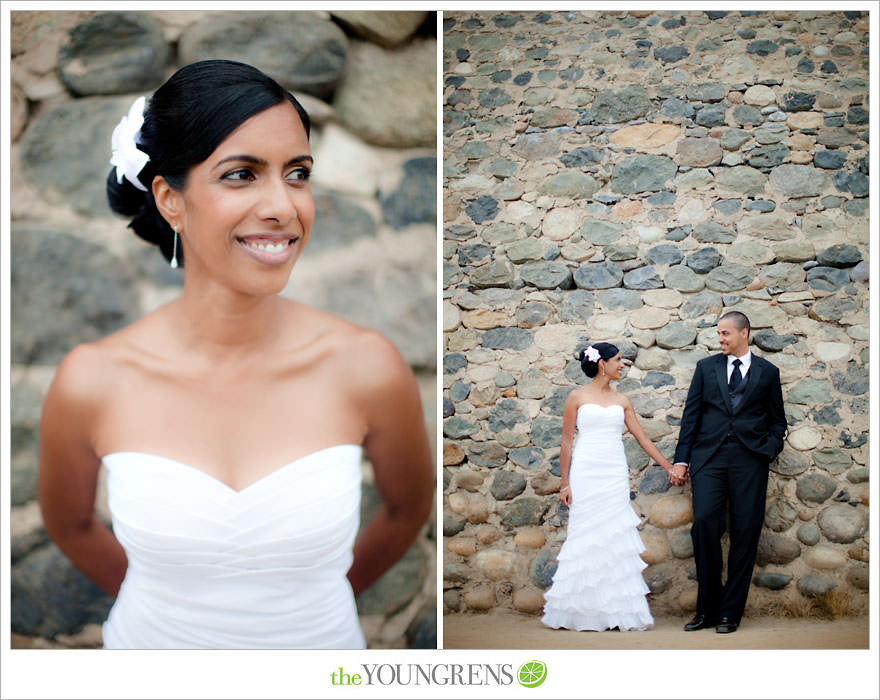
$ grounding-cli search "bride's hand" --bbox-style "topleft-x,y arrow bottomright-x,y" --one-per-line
558,485 -> 572,506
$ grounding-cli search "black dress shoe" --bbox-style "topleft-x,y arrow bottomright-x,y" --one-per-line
684,614 -> 716,631
715,617 -> 739,633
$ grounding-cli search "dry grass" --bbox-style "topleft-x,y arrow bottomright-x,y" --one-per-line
754,589 -> 854,620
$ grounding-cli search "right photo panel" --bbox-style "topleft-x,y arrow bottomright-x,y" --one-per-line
442,10 -> 870,650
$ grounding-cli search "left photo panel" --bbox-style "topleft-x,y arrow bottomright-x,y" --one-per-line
9,9 -> 437,649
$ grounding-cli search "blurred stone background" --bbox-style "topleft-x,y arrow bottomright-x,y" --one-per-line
10,9 -> 437,649
443,10 -> 869,625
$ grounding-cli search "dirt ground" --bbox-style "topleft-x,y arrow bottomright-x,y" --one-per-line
443,609 -> 869,649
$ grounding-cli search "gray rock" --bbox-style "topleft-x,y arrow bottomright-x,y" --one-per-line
732,104 -> 765,126
661,98 -> 695,119
687,82 -> 726,103
656,321 -> 697,349
764,498 -> 797,532
560,147 -> 605,168
58,12 -> 169,96
469,442 -> 508,468
331,10 -> 428,48
530,549 -> 558,589
693,221 -> 736,244
604,243 -> 638,262
520,261 -> 573,290
647,244 -> 684,266
846,467 -> 869,484
539,171 -> 598,199
686,248 -> 722,273
654,45 -> 690,64
558,290 -> 596,322
12,544 -> 116,638
771,449 -> 810,477
443,514 -> 466,537
756,533 -> 801,566
796,473 -> 837,504
720,128 -> 752,150
806,266 -> 850,291
680,290 -> 722,318
530,416 -> 563,449
581,219 -> 625,244
808,296 -> 860,322
831,362 -> 869,396
449,381 -> 471,403
465,196 -> 499,224
644,563 -> 674,594
11,226 -> 139,364
443,417 -> 478,439
664,265 -> 705,293
647,191 -> 677,206
443,397 -> 454,418
541,387 -> 576,417
457,244 -> 492,266
444,353 -> 467,374
495,372 -> 516,388
381,157 -> 436,229
481,326 -> 533,351
611,155 -> 677,194
814,150 -> 848,169
706,264 -> 756,292
515,131 -> 562,159
746,200 -> 776,212
753,330 -> 798,352
748,144 -> 790,168
832,170 -> 870,197
307,190 -> 378,253
782,91 -> 815,112
716,166 -> 767,196
491,471 -> 527,500
592,85 -> 651,123
753,572 -> 793,590
847,564 -> 869,591
478,88 -> 512,109
769,165 -> 829,198
623,266 -> 663,290
850,261 -> 869,283
817,504 -> 868,543
677,139 -> 723,167
817,127 -> 857,149
574,261 -> 624,290
713,199 -> 742,216
695,104 -> 727,127
639,466 -> 672,494
509,447 -> 546,469
670,530 -> 694,558
747,39 -> 778,56
517,301 -> 553,327
181,12 -> 347,100
357,537 -> 424,616
405,605 -> 436,649
470,260 -> 515,288
797,575 -> 837,598
813,448 -> 852,473
817,244 -> 863,268
754,124 -> 789,145
797,522 -> 821,546
500,498 -> 549,527
760,262 -> 804,287
597,288 -> 644,310
488,399 -> 529,432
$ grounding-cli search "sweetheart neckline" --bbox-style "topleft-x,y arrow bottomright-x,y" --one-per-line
101,443 -> 362,494
577,402 -> 624,411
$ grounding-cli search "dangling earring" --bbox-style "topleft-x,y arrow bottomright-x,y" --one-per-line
170,225 -> 179,269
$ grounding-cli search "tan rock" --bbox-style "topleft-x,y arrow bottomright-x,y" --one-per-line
462,309 -> 508,330
535,324 -> 580,354
814,342 -> 851,362
640,528 -> 669,564
560,242 -> 594,262
474,549 -> 518,581
788,427 -> 821,451
805,545 -> 847,569
468,495 -> 490,524
788,112 -> 824,130
743,85 -> 777,106
444,442 -> 466,466
676,138 -> 723,167
476,525 -> 502,545
470,385 -> 500,408
789,133 -> 815,150
609,122 -> 680,150
848,544 -> 869,562
443,301 -> 461,332
531,474 -> 560,495
514,527 -> 546,548
447,537 -> 477,556
447,492 -> 470,515
649,495 -> 694,529
542,207 -> 581,241
513,587 -> 546,613
496,429 -> 530,448
679,589 -> 698,612
635,347 -> 672,371
469,365 -> 499,383
612,199 -> 644,218
642,289 -> 683,309
791,151 -> 813,164
455,468 -> 484,492
463,584 -> 495,610
630,307 -> 671,330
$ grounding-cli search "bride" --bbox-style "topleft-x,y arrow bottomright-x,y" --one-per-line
541,342 -> 687,632
38,60 -> 434,649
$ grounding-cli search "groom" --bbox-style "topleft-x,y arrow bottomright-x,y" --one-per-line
673,311 -> 787,633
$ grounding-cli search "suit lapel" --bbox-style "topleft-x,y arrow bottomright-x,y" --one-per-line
715,355 -> 732,412
734,355 -> 763,414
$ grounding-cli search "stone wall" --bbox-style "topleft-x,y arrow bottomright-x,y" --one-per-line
10,10 -> 437,649
442,10 -> 869,620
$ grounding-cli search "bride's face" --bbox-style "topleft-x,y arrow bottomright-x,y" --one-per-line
164,100 -> 315,295
602,353 -> 625,380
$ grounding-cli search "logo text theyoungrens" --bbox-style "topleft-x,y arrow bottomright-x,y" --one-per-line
330,664 -> 515,686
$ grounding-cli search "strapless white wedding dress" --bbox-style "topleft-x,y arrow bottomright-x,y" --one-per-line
542,403 -> 653,631
101,444 -> 366,649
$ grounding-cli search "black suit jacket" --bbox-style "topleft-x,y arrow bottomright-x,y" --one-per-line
673,353 -> 787,476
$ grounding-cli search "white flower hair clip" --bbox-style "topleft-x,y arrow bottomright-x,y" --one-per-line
110,96 -> 150,192
584,346 -> 601,363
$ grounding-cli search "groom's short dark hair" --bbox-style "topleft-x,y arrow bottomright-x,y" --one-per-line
719,311 -> 751,336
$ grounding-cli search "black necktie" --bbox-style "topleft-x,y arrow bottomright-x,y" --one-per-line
729,358 -> 742,391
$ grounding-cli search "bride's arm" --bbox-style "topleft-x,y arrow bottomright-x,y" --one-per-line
346,333 -> 434,596
621,396 -> 686,485
557,392 -> 579,506
38,346 -> 128,596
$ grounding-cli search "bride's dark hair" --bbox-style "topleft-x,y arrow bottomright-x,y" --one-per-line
579,342 -> 619,378
106,59 -> 311,267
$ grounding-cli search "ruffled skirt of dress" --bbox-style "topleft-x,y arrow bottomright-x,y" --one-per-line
541,447 -> 653,632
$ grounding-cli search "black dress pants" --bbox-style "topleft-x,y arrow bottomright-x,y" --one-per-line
690,438 -> 769,621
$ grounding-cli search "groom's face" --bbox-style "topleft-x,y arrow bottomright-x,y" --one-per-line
717,319 -> 749,356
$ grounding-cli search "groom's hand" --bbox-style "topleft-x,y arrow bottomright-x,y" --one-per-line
669,463 -> 688,485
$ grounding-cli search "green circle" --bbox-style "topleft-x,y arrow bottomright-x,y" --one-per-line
517,660 -> 547,688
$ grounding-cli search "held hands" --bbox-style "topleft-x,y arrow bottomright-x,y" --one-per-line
664,461 -> 688,486
558,484 -> 572,506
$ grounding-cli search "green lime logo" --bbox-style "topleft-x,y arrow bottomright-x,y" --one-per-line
517,660 -> 547,688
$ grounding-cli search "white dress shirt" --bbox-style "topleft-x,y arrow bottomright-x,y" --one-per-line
727,350 -> 751,384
